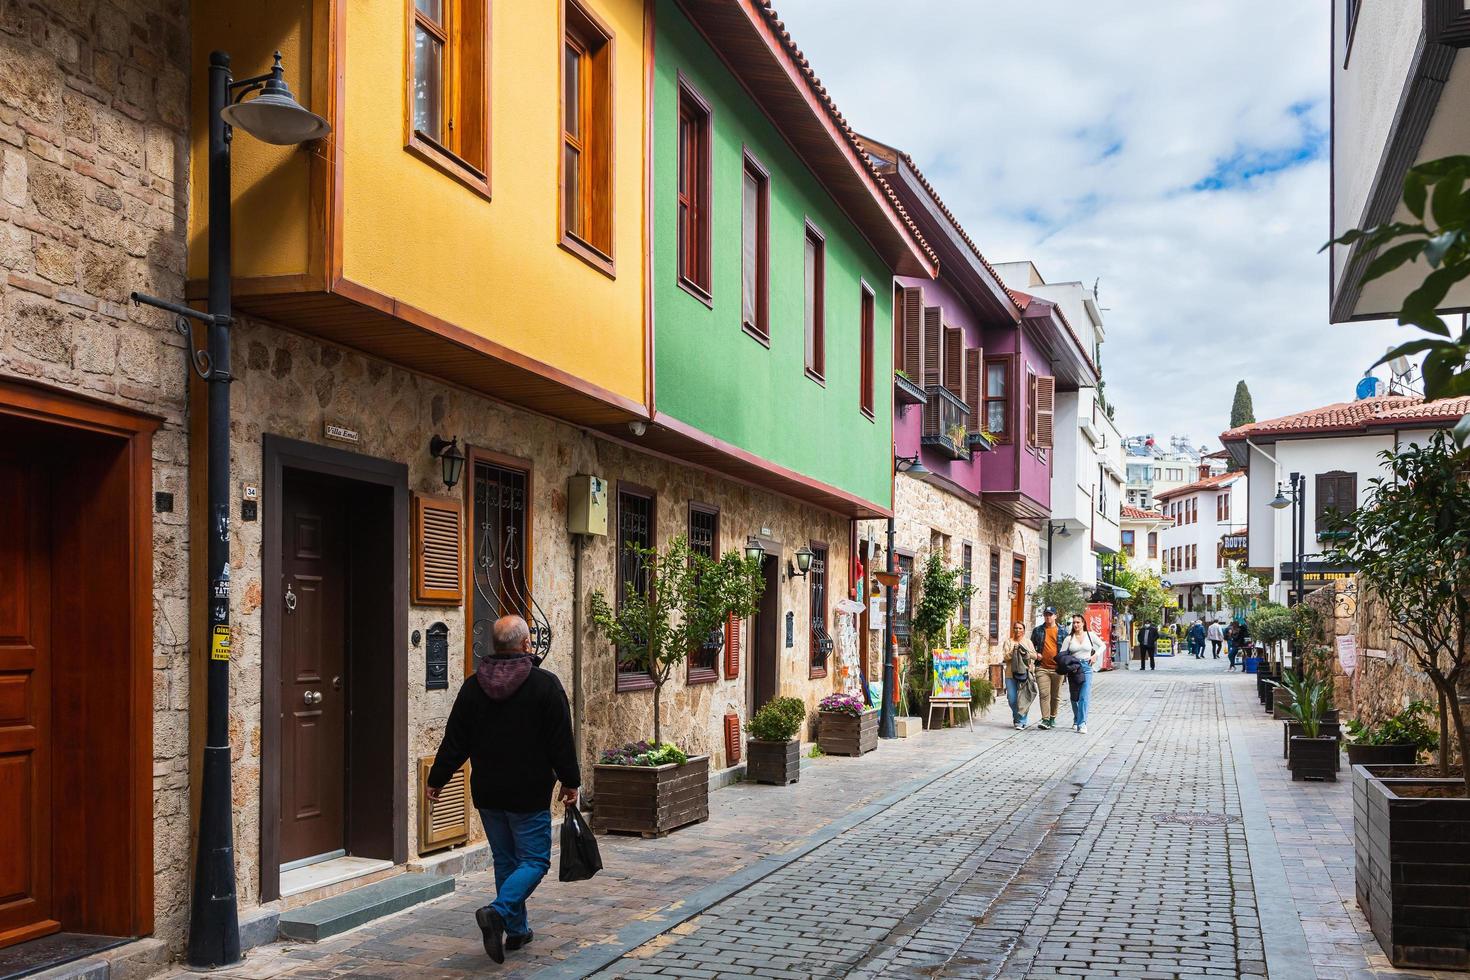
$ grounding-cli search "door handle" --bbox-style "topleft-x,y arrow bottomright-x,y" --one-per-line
303,690 -> 322,705
285,584 -> 297,612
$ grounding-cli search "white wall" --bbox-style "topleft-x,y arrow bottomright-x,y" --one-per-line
1158,477 -> 1247,615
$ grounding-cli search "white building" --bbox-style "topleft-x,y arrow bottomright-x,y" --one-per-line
1221,395 -> 1470,604
1155,472 -> 1248,619
1122,435 -> 1221,510
995,262 -> 1123,591
1330,1 -> 1470,323
1120,504 -> 1169,576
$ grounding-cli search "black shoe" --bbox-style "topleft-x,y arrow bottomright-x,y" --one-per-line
476,906 -> 506,963
506,930 -> 534,951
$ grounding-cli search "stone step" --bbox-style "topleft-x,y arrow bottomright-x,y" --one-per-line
277,873 -> 454,943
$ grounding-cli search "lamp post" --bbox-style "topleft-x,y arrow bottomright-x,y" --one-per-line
879,516 -> 897,739
1270,473 -> 1306,610
131,50 -> 327,970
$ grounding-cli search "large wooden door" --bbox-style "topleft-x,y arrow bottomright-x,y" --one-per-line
0,454 -> 57,948
751,554 -> 780,709
280,476 -> 347,866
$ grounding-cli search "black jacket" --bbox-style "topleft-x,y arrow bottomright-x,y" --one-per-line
1137,624 -> 1159,650
428,660 -> 580,813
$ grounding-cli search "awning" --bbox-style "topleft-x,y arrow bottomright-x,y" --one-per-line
1096,582 -> 1132,600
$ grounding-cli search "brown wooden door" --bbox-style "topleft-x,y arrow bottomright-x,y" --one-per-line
280,476 -> 347,865
751,554 -> 779,709
1009,556 -> 1027,631
0,454 -> 57,948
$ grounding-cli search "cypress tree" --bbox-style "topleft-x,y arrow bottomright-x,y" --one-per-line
1230,381 -> 1255,429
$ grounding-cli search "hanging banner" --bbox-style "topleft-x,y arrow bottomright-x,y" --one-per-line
931,649 -> 971,700
1336,634 -> 1358,676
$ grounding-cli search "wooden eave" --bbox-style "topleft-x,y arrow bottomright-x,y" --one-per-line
677,0 -> 934,278
981,489 -> 1050,524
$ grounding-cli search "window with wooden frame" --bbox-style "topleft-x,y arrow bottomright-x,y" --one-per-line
615,484 -> 656,692
561,1 -> 613,270
1029,373 -> 1055,449
1315,470 -> 1358,536
1121,530 -> 1135,558
893,551 -> 915,655
859,283 -> 875,418
960,543 -> 972,628
407,0 -> 489,193
1148,531 -> 1158,559
741,151 -> 769,341
987,550 -> 1001,642
677,77 -> 712,300
808,542 -> 831,678
687,502 -> 720,685
984,357 -> 1010,441
804,222 -> 826,382
1026,368 -> 1038,446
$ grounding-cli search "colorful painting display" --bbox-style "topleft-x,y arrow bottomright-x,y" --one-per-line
931,650 -> 971,700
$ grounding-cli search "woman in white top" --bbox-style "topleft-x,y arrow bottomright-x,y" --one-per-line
1059,614 -> 1105,733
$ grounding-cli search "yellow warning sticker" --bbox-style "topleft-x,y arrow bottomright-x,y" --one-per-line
210,625 -> 232,661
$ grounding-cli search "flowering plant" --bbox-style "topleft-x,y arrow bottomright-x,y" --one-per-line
818,692 -> 866,718
598,740 -> 689,767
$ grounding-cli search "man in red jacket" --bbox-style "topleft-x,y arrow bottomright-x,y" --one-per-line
428,615 -> 580,963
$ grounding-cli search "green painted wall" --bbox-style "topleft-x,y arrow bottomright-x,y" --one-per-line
652,0 -> 894,510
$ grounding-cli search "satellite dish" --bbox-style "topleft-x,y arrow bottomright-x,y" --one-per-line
1387,347 -> 1413,379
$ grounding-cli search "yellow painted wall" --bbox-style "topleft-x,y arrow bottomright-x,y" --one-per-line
341,0 -> 647,404
188,0 -> 317,282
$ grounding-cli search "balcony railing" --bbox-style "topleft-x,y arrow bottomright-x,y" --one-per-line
921,385 -> 970,460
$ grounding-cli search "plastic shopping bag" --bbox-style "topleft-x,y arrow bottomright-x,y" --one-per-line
558,803 -> 602,882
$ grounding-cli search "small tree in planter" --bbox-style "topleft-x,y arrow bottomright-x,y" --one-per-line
904,550 -> 974,726
744,696 -> 806,785
588,536 -> 763,836
1031,575 -> 1088,623
816,692 -> 877,756
1285,680 -> 1339,781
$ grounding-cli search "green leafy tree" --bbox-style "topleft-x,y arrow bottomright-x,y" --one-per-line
1329,432 -> 1470,790
589,536 -> 764,748
1230,380 -> 1256,429
1111,565 -> 1172,626
1032,575 -> 1088,622
1324,155 -> 1470,445
1218,561 -> 1265,620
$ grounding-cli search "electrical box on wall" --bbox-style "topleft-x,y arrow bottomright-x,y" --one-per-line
567,474 -> 608,536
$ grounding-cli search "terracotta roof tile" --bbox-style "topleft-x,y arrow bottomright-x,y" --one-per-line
1121,504 -> 1166,520
751,1 -> 938,271
1220,395 -> 1470,442
1153,472 -> 1241,501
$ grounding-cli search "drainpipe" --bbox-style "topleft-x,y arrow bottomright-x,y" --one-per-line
571,533 -> 587,765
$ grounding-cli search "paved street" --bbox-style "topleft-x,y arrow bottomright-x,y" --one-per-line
170,656 -> 1460,980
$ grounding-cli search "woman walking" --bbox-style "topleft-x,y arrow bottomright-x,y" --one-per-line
1059,613 -> 1105,734
1004,622 -> 1039,730
1225,621 -> 1242,671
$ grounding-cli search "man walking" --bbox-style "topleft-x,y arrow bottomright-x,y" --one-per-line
1207,619 -> 1225,659
1137,619 -> 1159,670
1030,606 -> 1064,730
428,615 -> 580,963
1187,620 -> 1206,659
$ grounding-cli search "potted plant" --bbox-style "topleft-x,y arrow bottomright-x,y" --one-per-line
1272,669 -> 1342,760
1285,680 -> 1339,781
1345,701 -> 1438,767
816,692 -> 877,756
588,536 -> 763,837
744,696 -> 806,785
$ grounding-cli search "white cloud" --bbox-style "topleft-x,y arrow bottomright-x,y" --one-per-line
775,0 -> 1405,445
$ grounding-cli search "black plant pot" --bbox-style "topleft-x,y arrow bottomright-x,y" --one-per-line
1345,743 -> 1418,767
1288,736 -> 1340,782
1283,720 -> 1343,762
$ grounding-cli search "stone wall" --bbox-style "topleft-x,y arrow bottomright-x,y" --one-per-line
0,0 -> 193,948
223,314 -> 848,914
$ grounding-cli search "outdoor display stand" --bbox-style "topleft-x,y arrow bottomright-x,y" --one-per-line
926,649 -> 973,730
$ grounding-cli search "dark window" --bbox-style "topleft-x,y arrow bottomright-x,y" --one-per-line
470,459 -> 540,669
677,79 -> 711,298
409,0 -> 489,183
988,550 -> 1001,642
809,543 -> 830,677
1315,471 -> 1357,535
960,544 -> 972,628
804,223 -> 825,381
741,153 -> 769,340
1148,531 -> 1158,558
859,283 -> 875,418
615,485 -> 655,691
687,503 -> 719,684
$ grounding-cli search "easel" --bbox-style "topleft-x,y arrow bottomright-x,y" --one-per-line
926,696 -> 974,730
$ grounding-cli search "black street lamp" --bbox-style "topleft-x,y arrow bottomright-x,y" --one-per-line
131,50 -> 327,971
1270,472 -> 1306,611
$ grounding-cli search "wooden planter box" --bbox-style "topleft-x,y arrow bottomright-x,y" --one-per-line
818,709 -> 878,757
1288,736 -> 1341,782
1346,744 -> 1418,768
746,739 -> 800,786
1353,769 -> 1470,970
592,755 -> 709,838
1283,720 -> 1343,762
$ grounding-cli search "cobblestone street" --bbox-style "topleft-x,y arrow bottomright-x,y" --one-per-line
168,657 -> 1460,980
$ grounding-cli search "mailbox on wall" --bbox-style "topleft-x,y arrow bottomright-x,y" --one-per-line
426,622 -> 449,690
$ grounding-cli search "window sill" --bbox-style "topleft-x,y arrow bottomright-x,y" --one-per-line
559,234 -> 616,280
860,407 -> 875,423
687,666 -> 718,686
805,367 -> 826,388
742,322 -> 770,348
808,665 -> 828,680
678,275 -> 713,309
406,133 -> 491,200
615,672 -> 655,693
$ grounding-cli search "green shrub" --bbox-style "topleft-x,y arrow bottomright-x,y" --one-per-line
950,623 -> 970,648
970,676 -> 995,712
745,696 -> 806,742
1347,700 -> 1440,754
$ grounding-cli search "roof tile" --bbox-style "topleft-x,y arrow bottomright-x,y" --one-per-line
1220,395 -> 1470,442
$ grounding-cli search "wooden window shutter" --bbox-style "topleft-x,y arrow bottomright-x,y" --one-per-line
943,326 -> 964,401
724,612 -> 741,679
417,756 -> 469,853
413,492 -> 464,605
723,712 -> 742,764
921,306 -> 943,436
900,286 -> 924,381
1033,375 -> 1056,449
964,347 -> 983,433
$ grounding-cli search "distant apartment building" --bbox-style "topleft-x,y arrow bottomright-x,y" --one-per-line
1155,472 -> 1248,619
1123,435 -> 1224,510
1120,505 -> 1169,577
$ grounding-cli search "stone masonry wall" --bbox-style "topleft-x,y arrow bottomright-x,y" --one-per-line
223,314 -> 848,915
0,0 -> 193,949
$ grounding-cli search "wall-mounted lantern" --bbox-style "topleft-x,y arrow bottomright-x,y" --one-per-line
429,435 -> 466,490
744,537 -> 766,563
789,546 -> 814,579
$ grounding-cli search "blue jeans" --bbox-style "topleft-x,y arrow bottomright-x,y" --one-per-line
1071,664 -> 1093,726
479,808 -> 552,936
1004,677 -> 1026,725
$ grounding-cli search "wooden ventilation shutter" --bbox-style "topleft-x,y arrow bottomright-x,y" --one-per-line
964,347 -> 983,433
943,326 -> 964,401
921,306 -> 943,436
723,713 -> 742,764
418,756 -> 470,854
1034,375 -> 1056,449
724,612 -> 741,679
413,492 -> 463,605
899,286 -> 924,380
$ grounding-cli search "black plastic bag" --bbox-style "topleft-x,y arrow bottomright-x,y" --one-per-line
558,804 -> 602,882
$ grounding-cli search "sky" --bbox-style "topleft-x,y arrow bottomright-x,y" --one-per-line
775,0 -> 1406,450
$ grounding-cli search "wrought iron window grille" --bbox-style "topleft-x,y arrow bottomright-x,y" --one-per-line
470,463 -> 552,666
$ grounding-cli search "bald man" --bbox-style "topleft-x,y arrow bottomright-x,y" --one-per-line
428,615 -> 579,963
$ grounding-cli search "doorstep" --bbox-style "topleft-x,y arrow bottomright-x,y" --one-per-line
276,873 -> 454,943
24,937 -> 169,980
279,856 -> 395,901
